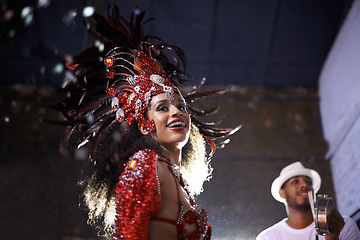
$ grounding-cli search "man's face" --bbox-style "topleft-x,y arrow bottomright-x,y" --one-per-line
280,176 -> 313,212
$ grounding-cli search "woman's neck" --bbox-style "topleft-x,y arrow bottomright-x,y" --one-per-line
160,147 -> 182,166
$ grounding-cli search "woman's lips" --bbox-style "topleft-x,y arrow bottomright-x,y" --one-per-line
167,120 -> 186,130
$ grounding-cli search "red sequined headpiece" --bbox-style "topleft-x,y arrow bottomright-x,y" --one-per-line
104,46 -> 183,132
52,6 -> 239,156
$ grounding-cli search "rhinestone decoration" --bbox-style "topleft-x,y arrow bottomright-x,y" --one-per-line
114,149 -> 161,240
104,56 -> 115,67
105,68 -> 116,79
150,74 -> 164,85
111,97 -> 119,109
157,155 -> 212,240
116,108 -> 125,122
104,48 -> 183,133
113,149 -> 211,240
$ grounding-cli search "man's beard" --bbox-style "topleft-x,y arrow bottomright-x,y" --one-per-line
285,193 -> 311,212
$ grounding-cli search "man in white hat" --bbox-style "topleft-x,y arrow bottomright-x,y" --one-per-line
256,161 -> 360,240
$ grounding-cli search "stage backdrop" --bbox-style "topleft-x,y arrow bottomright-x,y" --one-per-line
319,0 -> 360,220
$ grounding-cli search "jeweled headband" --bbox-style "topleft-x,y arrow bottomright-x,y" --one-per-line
104,46 -> 184,133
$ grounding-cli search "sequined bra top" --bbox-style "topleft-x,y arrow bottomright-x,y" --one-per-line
113,149 -> 211,240
153,155 -> 211,240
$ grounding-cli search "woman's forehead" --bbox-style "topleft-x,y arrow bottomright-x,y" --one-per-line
150,93 -> 185,104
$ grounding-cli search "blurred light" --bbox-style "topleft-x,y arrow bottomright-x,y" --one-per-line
64,71 -> 77,84
64,54 -> 73,64
21,7 -> 35,26
95,40 -> 104,52
74,147 -> 89,161
40,66 -> 46,74
4,116 -> 10,123
21,6 -> 33,19
86,113 -> 94,124
63,9 -> 77,26
4,10 -> 14,21
52,63 -> 64,74
84,21 -> 90,30
8,29 -> 16,39
134,8 -> 140,15
83,6 -> 94,17
37,0 -> 51,8
24,15 -> 34,26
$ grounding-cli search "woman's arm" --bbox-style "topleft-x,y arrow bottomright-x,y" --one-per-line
114,149 -> 161,240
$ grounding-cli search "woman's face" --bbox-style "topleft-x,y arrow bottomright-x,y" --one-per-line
145,93 -> 191,151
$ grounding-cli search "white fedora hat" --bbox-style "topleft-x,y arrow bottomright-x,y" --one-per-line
271,161 -> 321,203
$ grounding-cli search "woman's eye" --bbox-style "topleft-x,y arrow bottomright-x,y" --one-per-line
156,105 -> 168,111
177,104 -> 187,112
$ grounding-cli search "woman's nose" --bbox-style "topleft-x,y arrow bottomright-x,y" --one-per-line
170,105 -> 182,117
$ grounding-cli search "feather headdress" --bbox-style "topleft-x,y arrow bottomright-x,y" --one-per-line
53,4 -> 239,155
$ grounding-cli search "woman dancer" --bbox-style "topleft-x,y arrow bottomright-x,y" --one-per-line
53,4 -> 239,240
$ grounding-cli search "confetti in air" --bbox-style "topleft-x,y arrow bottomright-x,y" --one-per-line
4,10 -> 14,21
37,0 -> 51,8
63,9 -> 77,26
53,63 -> 64,74
21,6 -> 34,26
95,40 -> 104,52
82,6 -> 94,18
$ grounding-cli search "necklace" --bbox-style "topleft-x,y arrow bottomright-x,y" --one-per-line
158,155 -> 182,183
158,155 -> 196,206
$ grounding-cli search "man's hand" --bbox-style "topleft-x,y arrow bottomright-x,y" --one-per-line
325,209 -> 345,240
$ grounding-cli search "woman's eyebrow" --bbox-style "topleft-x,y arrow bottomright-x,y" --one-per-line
151,98 -> 185,108
151,99 -> 168,108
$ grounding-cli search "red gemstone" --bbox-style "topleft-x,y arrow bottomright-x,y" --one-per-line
105,56 -> 115,67
107,87 -> 115,95
106,69 -> 116,79
128,159 -> 137,169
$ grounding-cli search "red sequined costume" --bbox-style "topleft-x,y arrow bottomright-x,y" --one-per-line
114,149 -> 211,240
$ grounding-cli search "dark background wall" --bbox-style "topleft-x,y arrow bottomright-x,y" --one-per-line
0,0 -> 354,86
0,0 -> 356,239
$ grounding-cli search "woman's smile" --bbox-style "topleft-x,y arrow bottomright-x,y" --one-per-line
167,120 -> 186,129
145,93 -> 191,150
